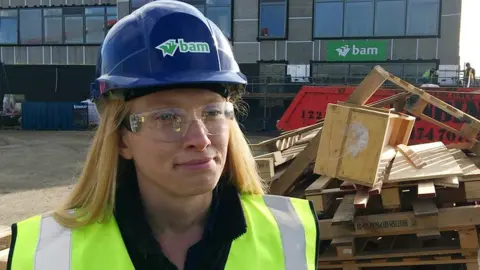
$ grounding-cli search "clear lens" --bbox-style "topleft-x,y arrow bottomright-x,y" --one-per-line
128,102 -> 234,142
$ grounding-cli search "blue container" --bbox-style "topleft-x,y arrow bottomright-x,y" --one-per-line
21,102 -> 89,131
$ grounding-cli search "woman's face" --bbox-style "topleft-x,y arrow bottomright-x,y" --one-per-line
120,88 -> 230,197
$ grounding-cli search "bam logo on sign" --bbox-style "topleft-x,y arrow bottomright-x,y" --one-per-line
156,38 -> 210,57
336,44 -> 379,57
328,41 -> 386,61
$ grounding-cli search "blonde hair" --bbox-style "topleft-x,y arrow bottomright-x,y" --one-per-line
53,96 -> 266,228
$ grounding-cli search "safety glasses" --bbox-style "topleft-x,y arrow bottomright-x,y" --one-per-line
126,101 -> 235,142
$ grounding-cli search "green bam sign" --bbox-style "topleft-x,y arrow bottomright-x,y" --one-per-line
156,38 -> 210,57
326,40 -> 387,61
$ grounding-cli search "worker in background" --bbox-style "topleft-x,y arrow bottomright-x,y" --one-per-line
7,1 -> 319,270
465,62 -> 476,87
421,67 -> 436,84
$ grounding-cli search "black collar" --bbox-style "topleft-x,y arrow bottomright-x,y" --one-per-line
113,164 -> 247,255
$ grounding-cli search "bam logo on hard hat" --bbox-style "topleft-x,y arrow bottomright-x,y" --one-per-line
336,44 -> 378,57
156,38 -> 210,57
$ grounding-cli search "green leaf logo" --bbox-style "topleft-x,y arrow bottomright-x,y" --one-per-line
155,39 -> 211,57
156,39 -> 179,57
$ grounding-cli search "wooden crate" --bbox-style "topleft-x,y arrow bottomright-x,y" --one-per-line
314,103 -> 415,187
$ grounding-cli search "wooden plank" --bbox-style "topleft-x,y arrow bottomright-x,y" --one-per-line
412,200 -> 439,217
434,176 -> 459,188
331,236 -> 354,246
318,247 -> 478,262
331,194 -> 356,225
381,188 -> 400,209
464,181 -> 480,202
305,175 -> 334,194
346,66 -> 389,103
331,236 -> 355,258
255,158 -> 275,181
0,248 -> 8,270
458,227 -> 479,249
340,181 -> 356,190
396,144 -> 427,169
448,149 -> 480,180
354,189 -> 369,209
318,205 -> 480,240
383,68 -> 480,130
368,179 -> 383,195
387,142 -> 463,183
314,103 -> 352,180
0,227 -> 10,250
417,181 -> 436,199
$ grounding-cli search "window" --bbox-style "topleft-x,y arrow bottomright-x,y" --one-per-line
313,0 -> 440,38
106,7 -> 117,32
44,8 -> 62,44
406,0 -> 440,36
64,8 -> 84,44
190,0 -> 232,38
0,6 -> 114,45
131,0 -> 152,11
19,9 -> 42,44
86,7 -> 105,43
259,0 -> 287,39
0,10 -> 18,44
314,1 -> 343,38
344,0 -> 374,37
375,0 -> 406,36
130,1 -> 232,39
205,0 -> 231,38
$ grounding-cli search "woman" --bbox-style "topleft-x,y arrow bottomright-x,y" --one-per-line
7,1 -> 319,269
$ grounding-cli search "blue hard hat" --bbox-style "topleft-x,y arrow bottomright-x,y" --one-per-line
91,0 -> 246,101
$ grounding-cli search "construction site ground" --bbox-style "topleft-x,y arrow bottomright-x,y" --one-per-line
0,130 -> 273,226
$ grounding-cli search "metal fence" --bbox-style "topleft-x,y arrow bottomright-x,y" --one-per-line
243,73 -> 479,95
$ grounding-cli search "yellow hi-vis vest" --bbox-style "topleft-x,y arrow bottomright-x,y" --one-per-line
9,194 -> 318,270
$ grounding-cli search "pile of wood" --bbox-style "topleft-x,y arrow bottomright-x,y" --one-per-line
0,226 -> 10,270
252,66 -> 480,269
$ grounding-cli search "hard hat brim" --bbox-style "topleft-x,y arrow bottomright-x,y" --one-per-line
95,70 -> 247,101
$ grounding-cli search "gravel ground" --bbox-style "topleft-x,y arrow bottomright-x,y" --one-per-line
0,130 -> 273,226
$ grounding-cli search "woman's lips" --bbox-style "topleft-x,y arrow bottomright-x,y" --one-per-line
175,158 -> 215,170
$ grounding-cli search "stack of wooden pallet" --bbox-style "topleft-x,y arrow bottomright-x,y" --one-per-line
0,226 -> 10,270
252,65 -> 480,269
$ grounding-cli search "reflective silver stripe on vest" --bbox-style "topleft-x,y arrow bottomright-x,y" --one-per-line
35,215 -> 72,270
263,195 -> 308,270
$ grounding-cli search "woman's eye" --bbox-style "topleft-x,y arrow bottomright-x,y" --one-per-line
154,112 -> 175,121
204,110 -> 222,117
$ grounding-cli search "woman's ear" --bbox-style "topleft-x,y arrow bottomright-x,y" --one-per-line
119,128 -> 133,160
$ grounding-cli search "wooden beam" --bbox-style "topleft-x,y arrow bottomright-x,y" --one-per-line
318,205 -> 480,240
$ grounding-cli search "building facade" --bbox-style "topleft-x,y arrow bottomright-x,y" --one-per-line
228,0 -> 461,88
0,0 -> 121,102
0,0 -> 463,129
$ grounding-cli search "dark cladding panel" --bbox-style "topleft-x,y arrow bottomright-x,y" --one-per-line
0,65 -> 95,102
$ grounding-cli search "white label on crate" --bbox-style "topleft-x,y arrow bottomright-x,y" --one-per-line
343,249 -> 353,255
346,122 -> 369,157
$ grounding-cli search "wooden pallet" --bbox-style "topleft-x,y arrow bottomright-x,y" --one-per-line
0,226 -> 10,270
316,205 -> 480,269
253,66 -> 480,198
306,145 -> 480,220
